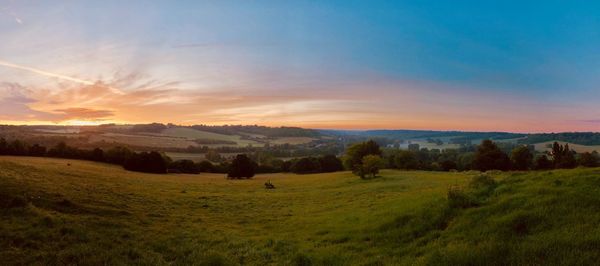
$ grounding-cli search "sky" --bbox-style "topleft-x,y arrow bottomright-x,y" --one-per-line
1,0 -> 600,132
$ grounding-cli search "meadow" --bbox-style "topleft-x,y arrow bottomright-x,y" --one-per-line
2,157 -> 600,265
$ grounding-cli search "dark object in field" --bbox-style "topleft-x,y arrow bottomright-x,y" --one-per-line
264,180 -> 275,189
67,163 -> 71,166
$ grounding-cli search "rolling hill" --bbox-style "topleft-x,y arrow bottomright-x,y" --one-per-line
2,157 -> 600,264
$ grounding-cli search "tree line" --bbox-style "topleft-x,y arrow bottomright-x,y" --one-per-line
0,137 -> 597,179
0,138 -> 345,176
340,139 -> 599,179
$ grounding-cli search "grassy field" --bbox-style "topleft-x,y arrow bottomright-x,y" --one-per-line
89,133 -> 198,149
2,157 -> 600,265
160,128 -> 264,147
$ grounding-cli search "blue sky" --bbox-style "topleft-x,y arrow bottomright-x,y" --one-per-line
0,0 -> 599,132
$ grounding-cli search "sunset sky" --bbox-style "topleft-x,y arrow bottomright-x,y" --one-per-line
1,1 -> 600,132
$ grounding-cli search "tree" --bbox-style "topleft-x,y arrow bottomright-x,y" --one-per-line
578,152 -> 598,167
394,150 -> 419,170
457,152 -> 475,171
9,139 -> 27,156
290,157 -> 321,174
551,142 -> 577,169
227,154 -> 257,179
318,155 -> 344,172
123,151 -> 168,174
361,155 -> 384,179
534,155 -> 553,170
408,143 -> 420,152
105,146 -> 133,165
28,144 -> 47,157
90,148 -> 104,162
0,138 -> 7,154
169,159 -> 200,174
439,159 -> 458,171
344,140 -> 382,178
197,160 -> 216,173
473,140 -> 511,171
511,146 -> 533,170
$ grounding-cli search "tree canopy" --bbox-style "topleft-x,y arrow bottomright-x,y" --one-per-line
227,154 -> 257,179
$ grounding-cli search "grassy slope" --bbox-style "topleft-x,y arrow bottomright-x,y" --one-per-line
2,157 -> 600,265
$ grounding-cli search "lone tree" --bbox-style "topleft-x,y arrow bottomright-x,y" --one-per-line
473,140 -> 511,171
361,155 -> 384,179
344,140 -> 382,178
227,154 -> 257,179
511,146 -> 533,170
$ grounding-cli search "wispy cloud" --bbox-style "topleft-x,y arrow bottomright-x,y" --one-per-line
0,59 -> 124,94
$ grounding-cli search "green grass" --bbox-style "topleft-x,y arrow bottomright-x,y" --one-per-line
2,157 -> 600,265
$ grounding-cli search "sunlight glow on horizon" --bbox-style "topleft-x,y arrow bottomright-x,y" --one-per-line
1,1 -> 600,132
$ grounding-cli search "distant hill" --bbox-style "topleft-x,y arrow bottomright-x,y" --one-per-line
3,124 -> 600,154
0,124 -> 322,151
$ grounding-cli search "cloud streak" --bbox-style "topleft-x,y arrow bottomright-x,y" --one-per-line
0,59 -> 124,94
